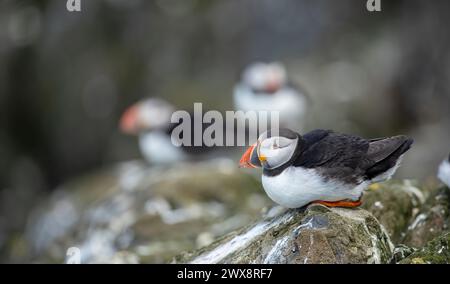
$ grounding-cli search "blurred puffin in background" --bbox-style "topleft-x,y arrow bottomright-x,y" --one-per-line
233,62 -> 309,132
437,153 -> 450,187
120,98 -> 184,164
239,128 -> 413,208
120,98 -> 214,165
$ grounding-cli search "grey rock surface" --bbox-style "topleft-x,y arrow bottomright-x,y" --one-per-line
176,204 -> 394,264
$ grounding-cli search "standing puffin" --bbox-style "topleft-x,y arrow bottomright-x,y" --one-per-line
239,128 -> 413,208
120,98 -> 214,164
120,98 -> 184,164
233,62 -> 309,132
437,153 -> 450,188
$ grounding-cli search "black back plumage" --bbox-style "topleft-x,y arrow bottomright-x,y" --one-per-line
294,130 -> 369,169
291,129 -> 413,182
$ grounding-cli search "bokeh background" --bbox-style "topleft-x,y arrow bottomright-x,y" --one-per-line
1,0 -> 450,262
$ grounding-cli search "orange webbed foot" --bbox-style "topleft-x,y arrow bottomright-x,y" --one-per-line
311,199 -> 362,208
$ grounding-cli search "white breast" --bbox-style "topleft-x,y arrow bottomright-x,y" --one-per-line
261,167 -> 367,208
139,131 -> 186,164
438,159 -> 450,188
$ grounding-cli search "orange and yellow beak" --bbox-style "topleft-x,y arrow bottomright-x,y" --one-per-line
239,143 -> 262,168
265,80 -> 281,93
119,105 -> 140,135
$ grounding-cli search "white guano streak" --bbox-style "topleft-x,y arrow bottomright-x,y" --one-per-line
190,213 -> 293,264
263,236 -> 290,264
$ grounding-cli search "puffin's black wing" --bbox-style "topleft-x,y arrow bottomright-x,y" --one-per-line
294,130 -> 413,182
294,130 -> 369,170
364,136 -> 413,179
366,136 -> 410,164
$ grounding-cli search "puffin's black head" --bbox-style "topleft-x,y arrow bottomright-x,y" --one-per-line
448,153 -> 450,162
239,128 -> 304,172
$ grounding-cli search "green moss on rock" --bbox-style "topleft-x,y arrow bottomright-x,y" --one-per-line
399,232 -> 450,264
362,180 -> 424,243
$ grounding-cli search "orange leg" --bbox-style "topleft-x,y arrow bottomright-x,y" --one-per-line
312,199 -> 362,208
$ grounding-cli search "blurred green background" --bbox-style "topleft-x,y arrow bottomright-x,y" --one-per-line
1,0 -> 450,262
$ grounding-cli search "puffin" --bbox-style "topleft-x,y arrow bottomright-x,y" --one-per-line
233,62 -> 309,132
120,98 -> 213,164
239,128 -> 414,208
437,153 -> 450,188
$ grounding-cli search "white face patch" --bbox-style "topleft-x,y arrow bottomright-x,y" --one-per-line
243,62 -> 287,91
258,136 -> 298,169
243,63 -> 267,90
138,98 -> 175,130
266,63 -> 287,86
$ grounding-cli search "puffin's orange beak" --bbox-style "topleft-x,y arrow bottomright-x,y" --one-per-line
265,78 -> 281,93
265,82 -> 279,93
120,105 -> 140,135
239,144 -> 257,168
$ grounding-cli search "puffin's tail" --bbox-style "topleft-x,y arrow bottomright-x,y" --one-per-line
365,136 -> 414,181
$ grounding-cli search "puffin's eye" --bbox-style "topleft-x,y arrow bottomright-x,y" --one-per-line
272,140 -> 279,149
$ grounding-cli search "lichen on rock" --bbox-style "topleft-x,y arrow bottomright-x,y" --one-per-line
362,180 -> 425,243
399,232 -> 450,264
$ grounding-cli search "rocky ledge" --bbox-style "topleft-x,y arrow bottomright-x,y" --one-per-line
4,160 -> 450,264
175,179 -> 450,264
175,204 -> 394,264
